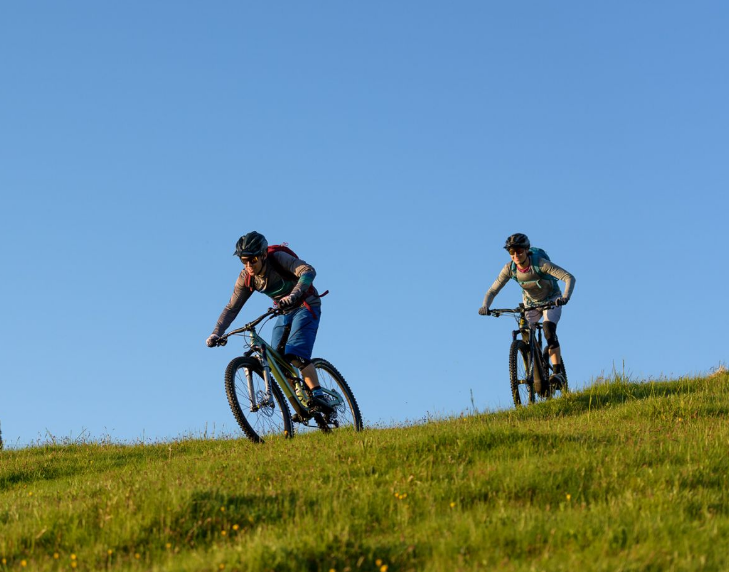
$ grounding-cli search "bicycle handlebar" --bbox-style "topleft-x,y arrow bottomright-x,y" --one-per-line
489,301 -> 558,317
216,308 -> 281,346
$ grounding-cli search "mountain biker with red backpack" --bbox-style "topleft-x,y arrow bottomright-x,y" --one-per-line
478,233 -> 576,390
206,231 -> 330,410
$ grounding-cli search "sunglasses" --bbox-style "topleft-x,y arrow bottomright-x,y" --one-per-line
508,248 -> 526,256
240,256 -> 260,266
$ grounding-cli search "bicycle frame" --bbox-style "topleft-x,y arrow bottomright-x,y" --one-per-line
220,309 -> 343,420
491,302 -> 556,389
244,328 -> 309,417
512,317 -> 547,385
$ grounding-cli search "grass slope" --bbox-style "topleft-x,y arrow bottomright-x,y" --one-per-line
1,372 -> 728,572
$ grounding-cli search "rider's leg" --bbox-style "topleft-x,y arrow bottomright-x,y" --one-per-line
280,305 -> 321,390
285,355 -> 321,388
548,345 -> 562,365
543,321 -> 564,370
542,305 -> 564,366
300,362 -> 321,389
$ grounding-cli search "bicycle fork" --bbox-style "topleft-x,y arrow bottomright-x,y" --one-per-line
244,353 -> 274,412
514,324 -> 545,386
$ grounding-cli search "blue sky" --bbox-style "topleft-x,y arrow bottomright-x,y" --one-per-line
1,2 -> 727,447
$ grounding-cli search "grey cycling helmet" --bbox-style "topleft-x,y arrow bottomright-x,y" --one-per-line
234,231 -> 268,257
504,233 -> 530,251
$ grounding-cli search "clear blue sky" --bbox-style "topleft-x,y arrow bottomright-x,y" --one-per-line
1,2 -> 727,447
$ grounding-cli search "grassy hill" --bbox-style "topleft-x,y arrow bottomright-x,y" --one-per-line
2,371 -> 728,571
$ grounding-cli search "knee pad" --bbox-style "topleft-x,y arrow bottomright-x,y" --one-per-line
543,321 -> 560,350
285,354 -> 311,369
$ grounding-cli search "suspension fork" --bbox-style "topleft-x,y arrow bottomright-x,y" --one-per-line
258,346 -> 275,403
514,323 -> 538,384
244,339 -> 273,412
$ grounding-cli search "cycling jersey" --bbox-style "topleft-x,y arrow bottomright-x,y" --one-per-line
212,251 -> 321,337
483,256 -> 575,309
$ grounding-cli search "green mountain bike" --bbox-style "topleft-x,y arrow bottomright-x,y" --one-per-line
216,308 -> 363,443
489,302 -> 569,406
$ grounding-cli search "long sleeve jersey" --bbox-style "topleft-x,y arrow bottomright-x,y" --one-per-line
211,251 -> 320,336
482,257 -> 575,309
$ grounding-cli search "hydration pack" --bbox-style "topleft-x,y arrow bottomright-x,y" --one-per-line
510,247 -> 559,292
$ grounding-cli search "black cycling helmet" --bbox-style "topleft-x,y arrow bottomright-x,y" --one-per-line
234,231 -> 268,258
504,233 -> 530,251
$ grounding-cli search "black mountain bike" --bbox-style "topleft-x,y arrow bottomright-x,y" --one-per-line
216,308 -> 363,443
489,302 -> 569,406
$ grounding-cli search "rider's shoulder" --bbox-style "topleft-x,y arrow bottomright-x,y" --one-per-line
271,249 -> 295,261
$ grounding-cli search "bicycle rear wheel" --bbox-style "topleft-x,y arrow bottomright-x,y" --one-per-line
224,356 -> 293,443
311,358 -> 363,432
509,340 -> 534,406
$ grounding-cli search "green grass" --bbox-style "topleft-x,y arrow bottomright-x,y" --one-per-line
2,371 -> 729,571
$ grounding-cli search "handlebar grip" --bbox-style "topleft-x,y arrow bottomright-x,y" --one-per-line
218,338 -> 228,347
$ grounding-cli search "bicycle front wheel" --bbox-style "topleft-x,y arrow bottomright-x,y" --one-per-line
224,356 -> 293,443
509,340 -> 534,406
312,358 -> 363,432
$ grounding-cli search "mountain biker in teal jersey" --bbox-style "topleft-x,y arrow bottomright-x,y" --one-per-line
206,231 -> 330,410
478,233 -> 576,389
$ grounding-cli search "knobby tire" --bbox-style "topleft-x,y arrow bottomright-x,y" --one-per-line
509,340 -> 534,406
224,356 -> 293,443
311,358 -> 363,432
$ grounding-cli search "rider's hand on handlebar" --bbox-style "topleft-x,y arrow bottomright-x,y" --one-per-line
206,334 -> 221,347
277,293 -> 301,310
478,306 -> 491,316
555,297 -> 569,307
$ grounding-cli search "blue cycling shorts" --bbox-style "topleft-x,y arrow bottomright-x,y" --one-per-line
270,305 -> 321,361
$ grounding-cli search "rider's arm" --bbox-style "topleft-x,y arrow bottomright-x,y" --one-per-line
211,271 -> 254,336
540,260 -> 576,300
482,263 -> 512,309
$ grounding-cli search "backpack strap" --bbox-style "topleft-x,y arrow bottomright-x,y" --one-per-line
244,270 -> 254,291
510,253 -> 548,289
